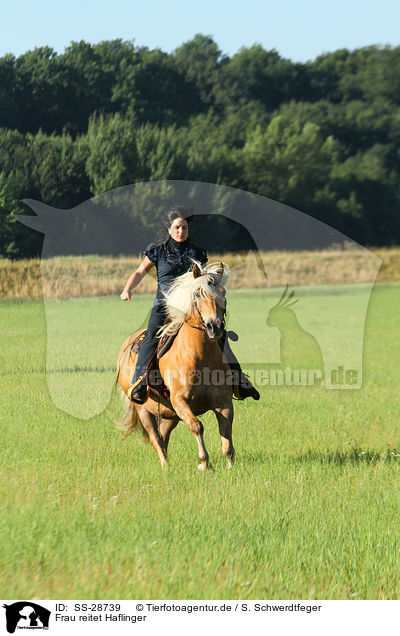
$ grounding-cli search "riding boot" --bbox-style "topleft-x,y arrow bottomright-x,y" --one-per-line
219,331 -> 260,401
232,369 -> 260,401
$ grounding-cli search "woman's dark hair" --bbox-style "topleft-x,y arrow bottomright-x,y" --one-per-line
155,206 -> 194,243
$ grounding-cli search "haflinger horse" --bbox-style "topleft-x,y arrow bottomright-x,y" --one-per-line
117,261 -> 234,470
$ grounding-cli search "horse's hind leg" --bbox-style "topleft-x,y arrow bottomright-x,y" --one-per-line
158,417 -> 179,459
214,404 -> 235,469
170,396 -> 209,470
136,405 -> 167,468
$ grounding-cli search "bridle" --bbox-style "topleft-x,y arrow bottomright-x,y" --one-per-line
184,289 -> 226,335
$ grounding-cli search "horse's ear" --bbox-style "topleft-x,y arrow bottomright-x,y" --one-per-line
193,263 -> 202,279
216,262 -> 224,275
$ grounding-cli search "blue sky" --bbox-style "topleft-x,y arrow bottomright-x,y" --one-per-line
2,0 -> 400,62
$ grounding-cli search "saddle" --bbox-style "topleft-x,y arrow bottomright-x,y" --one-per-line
130,330 -> 177,359
130,329 -> 178,402
130,328 -> 240,402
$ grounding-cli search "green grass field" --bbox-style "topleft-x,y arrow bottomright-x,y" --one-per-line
1,283 -> 400,599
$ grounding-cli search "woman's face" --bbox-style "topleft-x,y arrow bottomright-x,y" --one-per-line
168,217 -> 189,242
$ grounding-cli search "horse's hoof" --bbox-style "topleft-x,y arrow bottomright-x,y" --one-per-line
198,462 -> 214,471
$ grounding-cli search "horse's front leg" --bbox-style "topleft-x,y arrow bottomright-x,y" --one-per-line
214,402 -> 235,469
170,395 -> 209,470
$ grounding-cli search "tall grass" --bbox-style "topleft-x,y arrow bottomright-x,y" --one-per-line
1,246 -> 398,299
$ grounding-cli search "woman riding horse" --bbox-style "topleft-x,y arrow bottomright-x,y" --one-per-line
120,206 -> 259,404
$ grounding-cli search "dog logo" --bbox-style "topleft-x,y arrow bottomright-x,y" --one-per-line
2,602 -> 50,633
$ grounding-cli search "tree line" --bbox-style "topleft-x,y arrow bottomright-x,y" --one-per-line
1,35 -> 400,257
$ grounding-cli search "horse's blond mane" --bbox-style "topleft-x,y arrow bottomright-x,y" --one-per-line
158,261 -> 230,337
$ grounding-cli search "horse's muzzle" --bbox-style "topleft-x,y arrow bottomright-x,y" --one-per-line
206,320 -> 224,339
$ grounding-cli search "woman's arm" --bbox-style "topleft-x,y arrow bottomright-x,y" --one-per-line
120,256 -> 155,301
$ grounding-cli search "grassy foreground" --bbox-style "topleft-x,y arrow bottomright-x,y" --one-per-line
1,284 -> 400,599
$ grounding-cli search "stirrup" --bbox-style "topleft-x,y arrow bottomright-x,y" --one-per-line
127,375 -> 143,399
127,376 -> 148,403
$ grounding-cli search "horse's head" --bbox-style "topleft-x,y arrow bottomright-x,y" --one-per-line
159,261 -> 230,338
193,262 -> 227,339
267,284 -> 299,327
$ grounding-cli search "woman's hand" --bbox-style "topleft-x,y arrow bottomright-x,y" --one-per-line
120,257 -> 154,302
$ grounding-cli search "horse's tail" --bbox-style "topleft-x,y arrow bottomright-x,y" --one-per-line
116,399 -> 139,439
115,392 -> 150,443
115,329 -> 150,441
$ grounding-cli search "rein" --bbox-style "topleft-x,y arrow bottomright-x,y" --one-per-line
185,297 -> 207,332
184,321 -> 206,332
184,294 -> 226,333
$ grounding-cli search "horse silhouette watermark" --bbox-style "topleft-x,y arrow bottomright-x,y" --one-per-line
17,180 -> 381,418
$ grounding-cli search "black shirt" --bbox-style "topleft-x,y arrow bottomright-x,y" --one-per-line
144,236 -> 208,304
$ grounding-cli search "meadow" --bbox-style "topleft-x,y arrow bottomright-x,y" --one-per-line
1,282 -> 400,599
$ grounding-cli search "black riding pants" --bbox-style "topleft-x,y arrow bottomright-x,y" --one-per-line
131,303 -> 168,385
